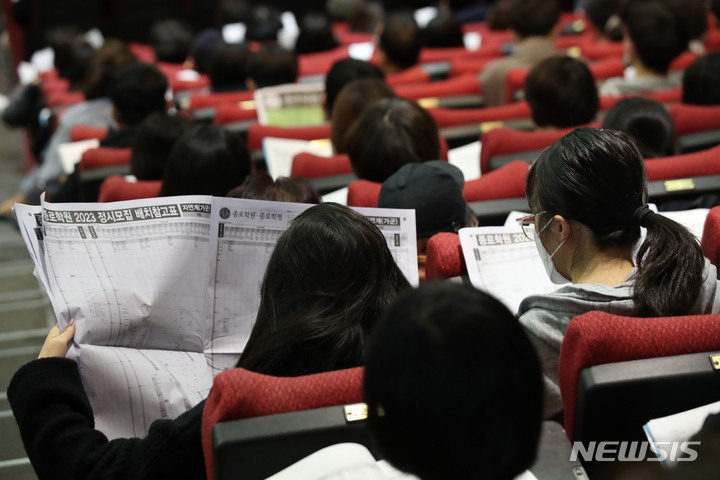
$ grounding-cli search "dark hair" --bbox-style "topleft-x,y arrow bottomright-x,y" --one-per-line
331,78 -> 396,154
82,39 -> 137,100
207,43 -> 251,91
602,97 -> 677,158
488,0 -> 513,31
668,0 -> 707,45
525,56 -> 599,129
585,0 -> 623,41
214,0 -> 251,27
188,28 -> 225,74
365,282 -> 543,480
682,52 -> 720,106
712,0 -> 720,22
159,124 -> 251,197
527,128 -> 704,317
227,172 -> 321,203
348,1 -> 384,33
237,203 -> 411,376
47,28 -> 96,89
346,98 -> 440,182
149,19 -> 194,64
131,113 -> 193,181
422,14 -> 465,48
378,13 -> 421,72
623,2 -> 687,75
245,5 -> 283,42
324,58 -> 385,116
508,0 -> 560,38
295,12 -> 340,55
109,63 -> 168,126
245,47 -> 298,89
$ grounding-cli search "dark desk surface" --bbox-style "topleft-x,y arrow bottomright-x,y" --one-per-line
531,421 -> 589,480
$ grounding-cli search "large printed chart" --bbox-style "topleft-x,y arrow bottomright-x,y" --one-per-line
15,196 -> 418,439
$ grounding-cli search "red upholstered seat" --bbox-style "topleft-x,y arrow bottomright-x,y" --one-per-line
669,51 -> 698,72
98,176 -> 161,202
463,160 -> 528,202
41,77 -> 70,96
298,47 -> 350,77
702,206 -> 720,267
80,147 -> 132,169
641,87 -> 682,104
428,102 -> 531,129
394,74 -> 482,101
643,144 -> 720,181
347,180 -> 382,208
189,90 -> 254,111
47,90 -> 85,108
201,367 -> 364,480
575,42 -> 623,61
169,74 -> 210,93
128,42 -> 155,63
668,104 -> 720,136
559,312 -> 720,441
212,104 -> 258,126
247,123 -> 331,152
386,65 -> 430,86
291,153 -> 352,179
449,56 -> 497,77
425,232 -> 466,280
70,125 -> 109,143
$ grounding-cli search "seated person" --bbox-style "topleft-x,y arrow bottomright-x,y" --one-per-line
245,47 -> 298,90
377,161 -> 477,280
245,4 -> 283,43
130,113 -> 193,181
324,58 -> 384,119
479,0 -> 563,106
602,97 -> 677,158
184,29 -> 225,75
8,202 -> 410,480
524,56 -> 599,129
330,78 -> 396,154
159,124 -> 251,197
376,13 -> 421,74
348,1 -> 384,33
682,52 -> 720,106
517,128 -> 720,418
226,172 -> 320,203
294,12 -> 339,54
345,98 -> 440,183
421,14 -> 465,48
364,282 -> 544,480
599,2 -> 687,96
149,19 -> 195,64
584,0 -> 623,42
207,43 -> 251,92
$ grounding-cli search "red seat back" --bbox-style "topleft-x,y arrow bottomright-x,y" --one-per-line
429,102 -> 531,129
425,232 -> 466,280
463,160 -> 528,202
247,123 -> 332,152
80,147 -> 132,170
702,206 -> 720,267
212,104 -> 258,126
668,104 -> 720,136
70,125 -> 109,143
394,74 -> 482,101
347,179 -> 382,208
291,153 -> 352,179
559,311 -> 720,441
98,176 -> 162,202
47,90 -> 85,108
201,367 -> 364,480
189,91 -> 254,111
386,65 -> 430,86
480,127 -> 580,174
644,144 -> 720,181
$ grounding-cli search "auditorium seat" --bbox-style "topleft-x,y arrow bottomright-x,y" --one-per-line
668,104 -> 720,152
70,125 -> 109,142
346,179 -> 381,208
98,176 -> 162,202
425,232 -> 466,281
702,206 -> 720,267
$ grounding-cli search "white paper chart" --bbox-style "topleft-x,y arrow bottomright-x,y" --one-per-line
15,196 -> 417,439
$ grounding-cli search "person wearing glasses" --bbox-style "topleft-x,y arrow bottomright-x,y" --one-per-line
516,128 -> 720,419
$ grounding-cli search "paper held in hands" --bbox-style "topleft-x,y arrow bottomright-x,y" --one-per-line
14,195 -> 418,439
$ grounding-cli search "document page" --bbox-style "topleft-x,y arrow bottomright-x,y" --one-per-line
15,196 -> 418,439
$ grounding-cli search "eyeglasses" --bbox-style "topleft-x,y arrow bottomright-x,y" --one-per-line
516,211 -> 546,240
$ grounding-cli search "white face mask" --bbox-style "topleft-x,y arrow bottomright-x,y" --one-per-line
534,217 -> 569,284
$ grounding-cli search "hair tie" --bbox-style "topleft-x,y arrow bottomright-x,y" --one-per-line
633,204 -> 653,226
605,14 -> 622,34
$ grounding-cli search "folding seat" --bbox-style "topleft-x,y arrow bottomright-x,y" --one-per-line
78,147 -> 132,201
668,104 -> 720,152
41,76 -> 70,96
346,180 -> 381,208
188,91 -> 254,112
98,175 -> 162,202
394,73 -> 482,106
212,104 -> 258,129
573,42 -> 623,61
70,125 -> 109,142
46,90 -> 85,109
201,367 -> 365,480
449,56 -> 497,77
298,47 -> 350,77
290,152 -> 352,179
669,51 -> 698,72
463,160 -> 528,202
640,87 -> 682,104
644,144 -> 720,181
128,42 -> 155,63
385,65 -> 430,86
702,206 -> 720,267
425,232 -> 466,281
247,124 -> 332,153
428,101 -> 531,130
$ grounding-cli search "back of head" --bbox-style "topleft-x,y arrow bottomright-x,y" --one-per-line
295,12 -> 340,55
346,97 -> 440,182
527,128 -> 704,317
245,5 -> 283,42
237,202 -> 411,376
624,2 -> 687,75
214,0 -> 251,28
508,0 -> 560,38
422,14 -> 465,48
131,112 -> 193,181
602,97 -> 676,158
47,27 -> 96,89
713,0 -> 720,22
525,56 -> 599,129
188,28 -> 225,74
378,161 -> 467,239
245,47 -> 298,89
82,39 -> 137,100
348,1 -> 384,33
324,58 -> 385,116
682,52 -> 720,106
365,282 -> 543,480
109,63 -> 168,126
667,0 -> 707,45
226,172 -> 320,203
150,19 -> 195,64
378,13 -> 421,72
330,78 -> 396,154
207,43 -> 251,91
159,124 -> 250,197
585,0 -> 623,41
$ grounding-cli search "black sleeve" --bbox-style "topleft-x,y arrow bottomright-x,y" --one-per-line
7,358 -> 206,480
2,84 -> 42,127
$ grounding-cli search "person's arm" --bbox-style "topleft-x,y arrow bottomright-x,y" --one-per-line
1,83 -> 42,127
8,326 -> 206,480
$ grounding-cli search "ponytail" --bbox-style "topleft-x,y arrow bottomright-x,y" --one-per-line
633,209 -> 705,317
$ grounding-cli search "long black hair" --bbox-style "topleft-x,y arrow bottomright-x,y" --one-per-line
526,128 -> 704,317
236,202 -> 411,376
